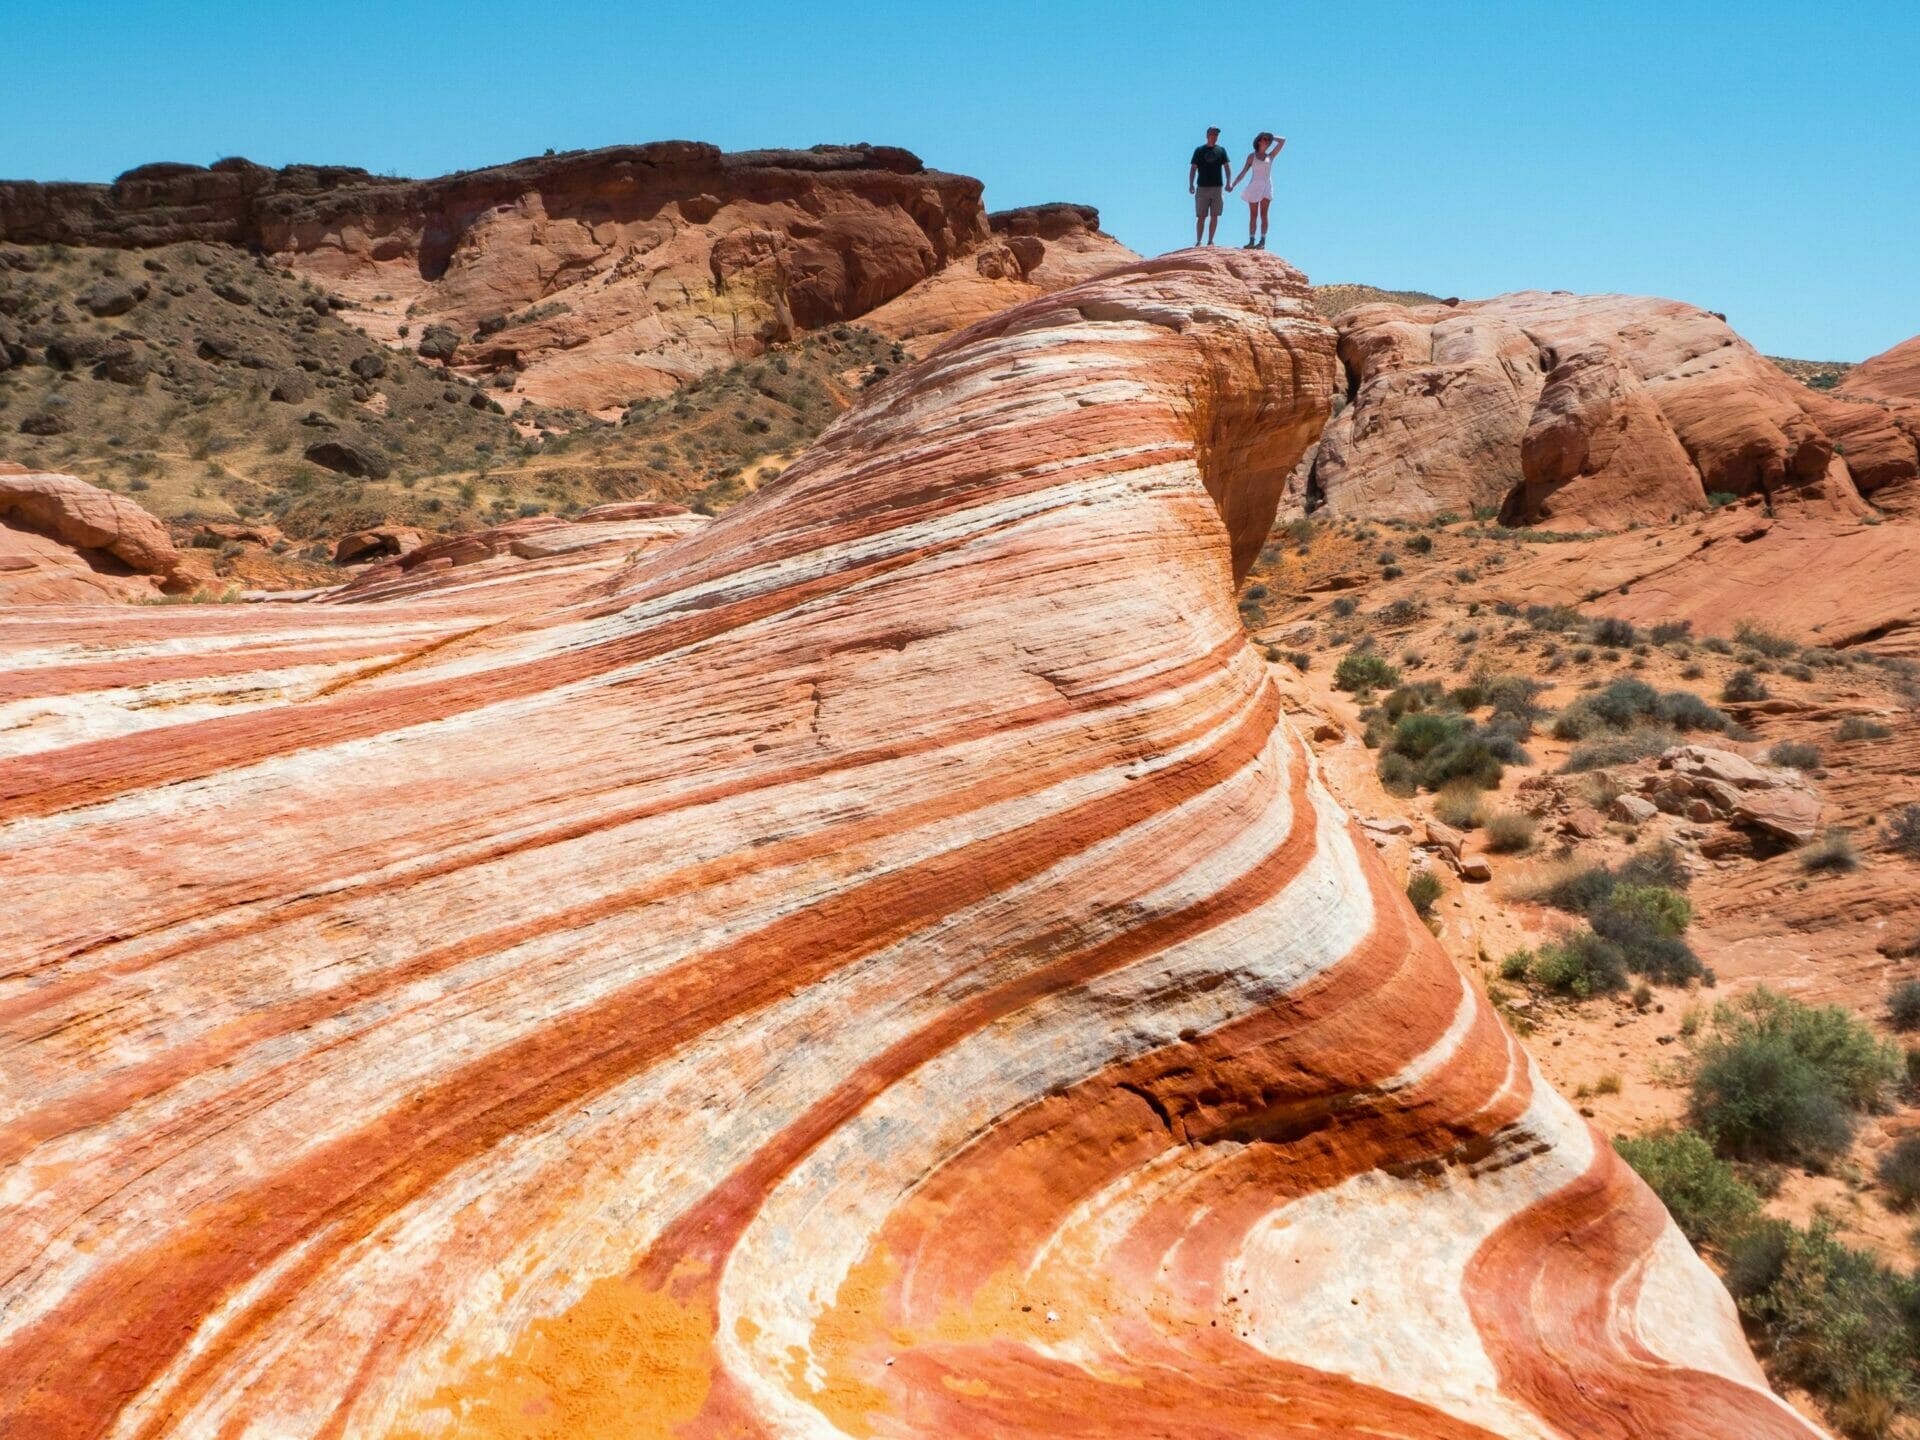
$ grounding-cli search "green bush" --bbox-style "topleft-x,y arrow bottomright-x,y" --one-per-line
1879,1137 -> 1920,1210
1530,929 -> 1628,996
1377,751 -> 1418,796
1591,616 -> 1638,647
1406,868 -> 1443,917
1889,981 -> 1920,1032
1334,651 -> 1400,693
1725,1218 -> 1919,1434
1650,620 -> 1694,644
1723,667 -> 1770,702
1690,987 -> 1900,1166
1614,1129 -> 1760,1249
1433,783 -> 1488,829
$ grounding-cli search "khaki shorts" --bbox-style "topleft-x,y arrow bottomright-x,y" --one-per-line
1194,185 -> 1223,219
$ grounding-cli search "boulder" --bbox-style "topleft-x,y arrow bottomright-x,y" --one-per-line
76,278 -> 148,317
303,438 -> 391,479
1302,292 -> 1908,524
415,325 -> 461,362
1610,794 -> 1659,824
1732,788 -> 1824,846
0,462 -> 180,600
333,526 -> 425,564
269,369 -> 313,404
349,352 -> 386,380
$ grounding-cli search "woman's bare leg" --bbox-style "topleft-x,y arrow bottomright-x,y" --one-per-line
1258,198 -> 1272,242
1246,199 -> 1259,245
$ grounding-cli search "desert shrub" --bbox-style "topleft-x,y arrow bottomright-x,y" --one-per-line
1724,1218 -> 1920,1434
1690,987 -> 1899,1166
1723,667 -> 1770,702
1406,869 -> 1443,917
1589,616 -> 1636,647
1735,619 -> 1802,659
1769,740 -> 1824,770
1334,651 -> 1400,693
1330,596 -> 1358,618
1589,885 -> 1704,983
1838,717 -> 1893,742
1614,1129 -> 1760,1249
1407,533 -> 1433,554
1886,804 -> 1920,859
1381,563 -> 1403,579
1890,982 -> 1920,1033
1879,1137 -> 1920,1210
1377,751 -> 1418,796
1433,782 -> 1489,829
1499,949 -> 1533,980
1563,728 -> 1680,771
1655,690 -> 1730,732
1801,828 -> 1862,874
1481,674 -> 1550,730
1524,603 -> 1582,632
1530,929 -> 1628,997
1783,662 -> 1814,681
1649,620 -> 1694,645
1484,811 -> 1536,853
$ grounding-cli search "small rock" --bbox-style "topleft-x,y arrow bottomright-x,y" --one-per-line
1456,855 -> 1493,883
77,278 -> 149,317
1609,794 -> 1658,824
1424,820 -> 1465,856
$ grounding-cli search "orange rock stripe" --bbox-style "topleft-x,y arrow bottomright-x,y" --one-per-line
1,668 -> 1278,1440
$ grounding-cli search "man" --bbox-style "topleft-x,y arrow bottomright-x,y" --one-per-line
1188,126 -> 1231,246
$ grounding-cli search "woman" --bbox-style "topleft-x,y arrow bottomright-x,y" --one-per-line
1231,132 -> 1286,249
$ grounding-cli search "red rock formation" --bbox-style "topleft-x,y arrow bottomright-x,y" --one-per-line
1842,334 -> 1920,402
0,252 -> 1816,1438
1310,291 -> 1916,525
0,145 -> 1116,416
0,462 -> 180,602
862,201 -> 1138,348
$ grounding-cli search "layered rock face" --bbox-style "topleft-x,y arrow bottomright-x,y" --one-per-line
0,462 -> 180,602
1843,333 -> 1920,402
0,252 -> 1817,1439
0,145 -> 1125,415
1309,291 -> 1917,526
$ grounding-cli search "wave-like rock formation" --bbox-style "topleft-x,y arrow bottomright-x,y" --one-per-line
0,251 -> 1819,1439
0,144 -> 1124,414
1306,291 -> 1918,526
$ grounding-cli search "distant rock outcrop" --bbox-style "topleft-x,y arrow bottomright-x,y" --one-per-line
1,144 -> 1115,415
1305,292 -> 1918,527
0,251 -> 1817,1438
1842,333 -> 1920,402
0,462 -> 179,602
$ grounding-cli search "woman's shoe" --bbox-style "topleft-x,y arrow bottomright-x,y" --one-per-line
1256,236 -> 1267,249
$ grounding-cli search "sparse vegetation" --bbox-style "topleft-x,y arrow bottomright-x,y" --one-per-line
1801,828 -> 1862,874
1837,717 -> 1893,742
1483,811 -> 1536,853
1615,1129 -> 1761,1250
1722,667 -> 1770,703
1768,740 -> 1824,770
1334,651 -> 1400,693
1406,868 -> 1443,917
1886,804 -> 1920,859
1689,987 -> 1898,1167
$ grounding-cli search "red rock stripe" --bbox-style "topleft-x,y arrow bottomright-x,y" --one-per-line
0,647 -> 1255,1170
0,672 -> 1278,1440
1466,1142 -> 1821,1438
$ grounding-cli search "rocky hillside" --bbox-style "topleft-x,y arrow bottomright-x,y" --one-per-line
0,251 -> 1822,1439
0,143 -> 1127,416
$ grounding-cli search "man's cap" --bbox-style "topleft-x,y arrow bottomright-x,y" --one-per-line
1206,125 -> 1220,133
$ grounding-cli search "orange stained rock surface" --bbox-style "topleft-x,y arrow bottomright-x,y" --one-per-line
1305,291 -> 1917,528
0,251 -> 1822,1438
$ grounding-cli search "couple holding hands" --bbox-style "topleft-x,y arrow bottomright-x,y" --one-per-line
1188,124 -> 1285,249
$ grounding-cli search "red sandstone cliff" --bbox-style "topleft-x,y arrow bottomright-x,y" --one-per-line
0,144 -> 1131,415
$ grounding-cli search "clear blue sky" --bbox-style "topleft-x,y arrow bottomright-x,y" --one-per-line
7,0 -> 1916,360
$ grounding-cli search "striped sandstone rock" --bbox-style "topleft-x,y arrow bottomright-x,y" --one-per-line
0,251 -> 1820,1439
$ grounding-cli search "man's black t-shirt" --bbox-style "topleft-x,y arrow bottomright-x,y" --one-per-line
1190,144 -> 1229,187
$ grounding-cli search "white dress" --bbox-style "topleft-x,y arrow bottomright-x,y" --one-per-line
1242,154 -> 1274,204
